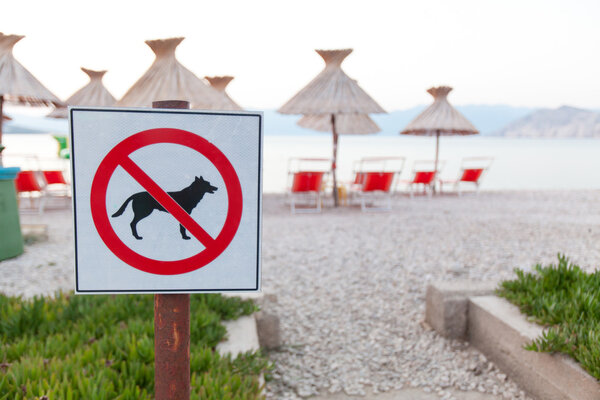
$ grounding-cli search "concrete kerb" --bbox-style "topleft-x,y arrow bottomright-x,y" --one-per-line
218,292 -> 263,357
425,282 -> 600,400
222,291 -> 282,351
216,314 -> 261,356
217,292 -> 270,395
469,296 -> 600,400
425,280 -> 498,340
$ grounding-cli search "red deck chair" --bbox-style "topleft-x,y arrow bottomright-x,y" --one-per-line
15,170 -> 46,213
401,160 -> 445,197
42,170 -> 67,185
42,170 -> 71,198
439,157 -> 493,195
349,157 -> 405,211
287,158 -> 330,213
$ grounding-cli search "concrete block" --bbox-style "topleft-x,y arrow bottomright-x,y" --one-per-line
425,281 -> 497,340
216,313 -> 265,396
255,311 -> 281,350
223,291 -> 264,301
21,224 -> 48,243
216,315 -> 260,357
469,296 -> 600,400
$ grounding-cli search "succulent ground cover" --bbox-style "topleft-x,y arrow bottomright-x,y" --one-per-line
497,255 -> 600,381
0,292 -> 270,399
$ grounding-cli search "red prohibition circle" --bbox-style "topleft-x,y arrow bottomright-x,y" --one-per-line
90,128 -> 243,275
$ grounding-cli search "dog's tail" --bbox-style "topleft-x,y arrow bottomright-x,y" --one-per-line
111,195 -> 135,218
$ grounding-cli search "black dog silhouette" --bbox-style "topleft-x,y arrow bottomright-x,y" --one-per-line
111,176 -> 218,240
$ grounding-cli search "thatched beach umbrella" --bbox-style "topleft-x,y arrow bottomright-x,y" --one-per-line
117,37 -> 225,109
401,86 -> 478,191
278,49 -> 385,206
205,76 -> 243,110
48,68 -> 116,118
0,32 -> 62,145
297,113 -> 380,135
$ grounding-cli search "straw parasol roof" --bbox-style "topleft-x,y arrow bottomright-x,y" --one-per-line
401,86 -> 478,136
205,76 -> 243,110
48,68 -> 116,118
0,32 -> 62,146
117,37 -> 225,109
278,48 -> 385,206
297,113 -> 380,134
0,33 -> 62,107
279,49 -> 385,115
401,86 -> 479,192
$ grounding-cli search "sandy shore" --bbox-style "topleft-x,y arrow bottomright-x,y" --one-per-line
2,190 -> 600,399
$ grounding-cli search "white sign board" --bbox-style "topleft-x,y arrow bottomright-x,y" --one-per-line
69,107 -> 262,294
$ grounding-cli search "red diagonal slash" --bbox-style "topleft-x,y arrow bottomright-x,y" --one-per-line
119,155 -> 216,247
90,128 -> 243,275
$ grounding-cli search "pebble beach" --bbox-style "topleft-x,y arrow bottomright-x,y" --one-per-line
3,190 -> 600,399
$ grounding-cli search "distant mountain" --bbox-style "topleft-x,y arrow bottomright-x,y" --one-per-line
455,105 -> 534,136
496,106 -> 600,138
264,105 -> 533,136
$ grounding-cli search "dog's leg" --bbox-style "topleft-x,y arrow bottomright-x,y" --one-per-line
131,218 -> 143,240
179,224 -> 191,240
128,198 -> 156,240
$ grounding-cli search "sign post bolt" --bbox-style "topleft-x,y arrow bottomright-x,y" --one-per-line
153,99 -> 191,400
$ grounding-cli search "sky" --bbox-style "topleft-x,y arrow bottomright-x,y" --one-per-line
2,0 -> 599,111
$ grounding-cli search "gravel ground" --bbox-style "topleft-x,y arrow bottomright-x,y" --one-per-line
2,190 -> 600,399
260,190 -> 600,399
1,203 -> 74,298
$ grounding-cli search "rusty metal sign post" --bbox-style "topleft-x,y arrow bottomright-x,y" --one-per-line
154,292 -> 190,399
152,100 -> 191,400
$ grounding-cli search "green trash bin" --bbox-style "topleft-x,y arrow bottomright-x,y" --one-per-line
0,167 -> 24,260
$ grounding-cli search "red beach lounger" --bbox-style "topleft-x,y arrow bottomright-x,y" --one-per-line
349,157 -> 405,211
15,170 -> 46,213
439,157 -> 493,195
287,158 -> 331,213
401,160 -> 445,197
42,170 -> 71,198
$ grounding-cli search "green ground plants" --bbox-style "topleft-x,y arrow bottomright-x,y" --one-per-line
0,292 -> 270,399
497,254 -> 600,381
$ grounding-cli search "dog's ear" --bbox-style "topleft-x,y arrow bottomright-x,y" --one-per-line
198,176 -> 205,182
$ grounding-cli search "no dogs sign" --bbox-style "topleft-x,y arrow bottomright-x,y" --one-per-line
70,107 -> 262,293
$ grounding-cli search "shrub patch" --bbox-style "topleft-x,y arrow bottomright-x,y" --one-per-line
497,255 -> 600,381
0,292 -> 270,399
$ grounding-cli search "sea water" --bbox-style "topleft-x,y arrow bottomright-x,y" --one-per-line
3,133 -> 600,193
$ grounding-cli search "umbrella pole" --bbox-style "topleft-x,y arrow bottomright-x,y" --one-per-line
331,114 -> 339,207
433,131 -> 440,194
